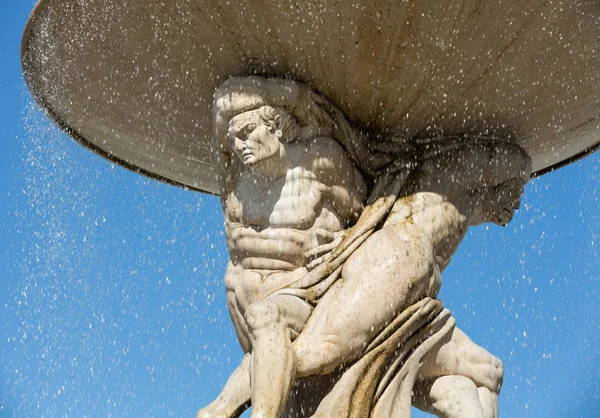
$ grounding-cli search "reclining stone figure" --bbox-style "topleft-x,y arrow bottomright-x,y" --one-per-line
198,77 -> 531,418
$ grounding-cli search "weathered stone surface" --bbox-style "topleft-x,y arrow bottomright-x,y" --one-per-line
195,76 -> 529,417
22,0 -> 600,194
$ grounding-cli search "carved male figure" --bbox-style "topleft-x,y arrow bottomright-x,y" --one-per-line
214,101 -> 367,418
198,77 -> 531,418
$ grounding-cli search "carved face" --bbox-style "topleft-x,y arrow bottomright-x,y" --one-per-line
474,179 -> 525,226
228,109 -> 281,168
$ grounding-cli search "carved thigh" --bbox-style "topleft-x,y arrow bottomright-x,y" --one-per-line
295,223 -> 437,376
227,290 -> 251,353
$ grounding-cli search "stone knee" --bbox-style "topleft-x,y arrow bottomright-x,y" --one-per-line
480,354 -> 504,393
414,375 -> 484,418
245,301 -> 284,337
458,345 -> 504,393
429,327 -> 504,394
294,332 -> 351,378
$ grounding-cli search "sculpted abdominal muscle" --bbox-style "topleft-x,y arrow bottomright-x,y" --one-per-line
230,226 -> 313,262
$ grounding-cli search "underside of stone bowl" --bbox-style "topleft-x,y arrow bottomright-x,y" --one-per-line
22,0 -> 600,194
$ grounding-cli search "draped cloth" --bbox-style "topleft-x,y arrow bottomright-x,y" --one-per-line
310,298 -> 455,418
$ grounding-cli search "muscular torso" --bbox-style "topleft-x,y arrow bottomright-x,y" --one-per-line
223,140 -> 366,312
226,167 -> 342,268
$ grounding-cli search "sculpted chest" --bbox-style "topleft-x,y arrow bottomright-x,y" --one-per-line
227,166 -> 326,230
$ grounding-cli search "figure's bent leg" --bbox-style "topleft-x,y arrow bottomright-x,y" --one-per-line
245,295 -> 311,418
415,326 -> 503,418
197,354 -> 251,418
294,223 -> 439,377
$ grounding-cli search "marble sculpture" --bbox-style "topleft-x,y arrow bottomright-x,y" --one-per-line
196,76 -> 532,418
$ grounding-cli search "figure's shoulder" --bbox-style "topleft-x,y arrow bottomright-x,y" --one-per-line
289,137 -> 361,187
293,137 -> 354,168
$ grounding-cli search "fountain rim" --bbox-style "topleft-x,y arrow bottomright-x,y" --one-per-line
21,0 -> 211,194
20,0 -> 600,195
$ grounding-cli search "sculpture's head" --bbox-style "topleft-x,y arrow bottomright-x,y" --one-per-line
227,106 -> 299,169
467,142 -> 532,227
471,178 -> 526,226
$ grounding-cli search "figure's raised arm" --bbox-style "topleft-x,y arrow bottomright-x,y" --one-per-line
214,77 -> 304,116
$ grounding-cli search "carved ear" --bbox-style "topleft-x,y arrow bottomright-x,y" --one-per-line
273,114 -> 283,138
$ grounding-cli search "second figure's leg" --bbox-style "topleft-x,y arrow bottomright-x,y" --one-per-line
413,375 -> 485,418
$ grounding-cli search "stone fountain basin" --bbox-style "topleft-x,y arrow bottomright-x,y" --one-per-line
22,0 -> 600,194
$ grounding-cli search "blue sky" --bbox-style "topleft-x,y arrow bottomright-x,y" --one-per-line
1,2 -> 599,417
